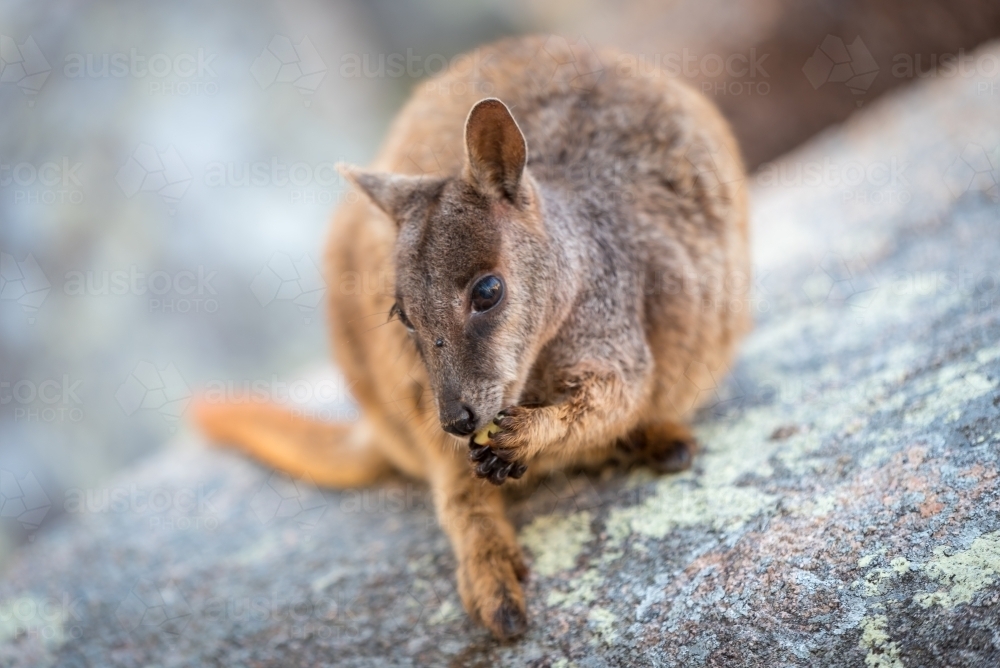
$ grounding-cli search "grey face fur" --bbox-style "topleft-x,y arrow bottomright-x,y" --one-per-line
343,99 -> 550,437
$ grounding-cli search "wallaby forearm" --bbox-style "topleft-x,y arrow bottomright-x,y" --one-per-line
468,365 -> 650,479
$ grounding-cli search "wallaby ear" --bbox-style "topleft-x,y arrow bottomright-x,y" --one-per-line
338,164 -> 439,224
463,98 -> 527,201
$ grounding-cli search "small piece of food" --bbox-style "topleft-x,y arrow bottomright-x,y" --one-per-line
473,419 -> 501,445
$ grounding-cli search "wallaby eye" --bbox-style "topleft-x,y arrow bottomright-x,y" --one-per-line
470,275 -> 504,313
389,302 -> 415,332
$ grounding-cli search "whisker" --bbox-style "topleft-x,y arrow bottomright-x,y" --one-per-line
362,319 -> 397,334
346,309 -> 393,326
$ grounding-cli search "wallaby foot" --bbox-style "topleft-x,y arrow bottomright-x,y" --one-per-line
456,532 -> 529,640
194,402 -> 391,488
624,421 -> 698,473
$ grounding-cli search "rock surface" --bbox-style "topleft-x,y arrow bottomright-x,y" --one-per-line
3,42 -> 1000,668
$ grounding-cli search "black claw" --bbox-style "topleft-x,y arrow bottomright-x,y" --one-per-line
469,444 -> 491,463
476,455 -> 498,477
468,429 -> 528,484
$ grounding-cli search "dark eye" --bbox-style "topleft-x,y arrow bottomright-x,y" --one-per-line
470,275 -> 504,313
389,302 -> 414,332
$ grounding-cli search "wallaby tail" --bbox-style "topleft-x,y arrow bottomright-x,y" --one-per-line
193,401 -> 390,488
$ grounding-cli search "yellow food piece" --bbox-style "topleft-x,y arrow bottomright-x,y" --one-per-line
473,420 -> 501,445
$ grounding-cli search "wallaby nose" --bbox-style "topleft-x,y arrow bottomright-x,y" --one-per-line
441,403 -> 477,436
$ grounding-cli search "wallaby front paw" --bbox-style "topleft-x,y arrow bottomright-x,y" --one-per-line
468,408 -> 529,485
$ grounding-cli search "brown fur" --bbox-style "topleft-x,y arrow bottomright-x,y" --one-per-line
196,35 -> 750,640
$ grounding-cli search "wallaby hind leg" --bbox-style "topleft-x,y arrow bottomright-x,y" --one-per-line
622,420 -> 698,473
194,402 -> 391,488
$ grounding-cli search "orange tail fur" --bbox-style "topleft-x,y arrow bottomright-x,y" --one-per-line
193,402 -> 389,487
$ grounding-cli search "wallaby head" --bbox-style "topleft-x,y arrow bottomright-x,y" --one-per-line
342,98 -> 558,438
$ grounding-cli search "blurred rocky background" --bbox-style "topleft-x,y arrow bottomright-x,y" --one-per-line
2,0 -> 1000,660
567,0 -> 1000,168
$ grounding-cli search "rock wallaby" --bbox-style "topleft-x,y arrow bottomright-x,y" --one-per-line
196,35 -> 750,640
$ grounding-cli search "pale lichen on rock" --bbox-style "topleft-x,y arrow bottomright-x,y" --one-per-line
859,615 -> 903,668
519,511 -> 593,577
915,532 -> 1000,610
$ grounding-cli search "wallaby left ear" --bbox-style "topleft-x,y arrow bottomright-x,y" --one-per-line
338,164 -> 441,225
463,98 -> 527,202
